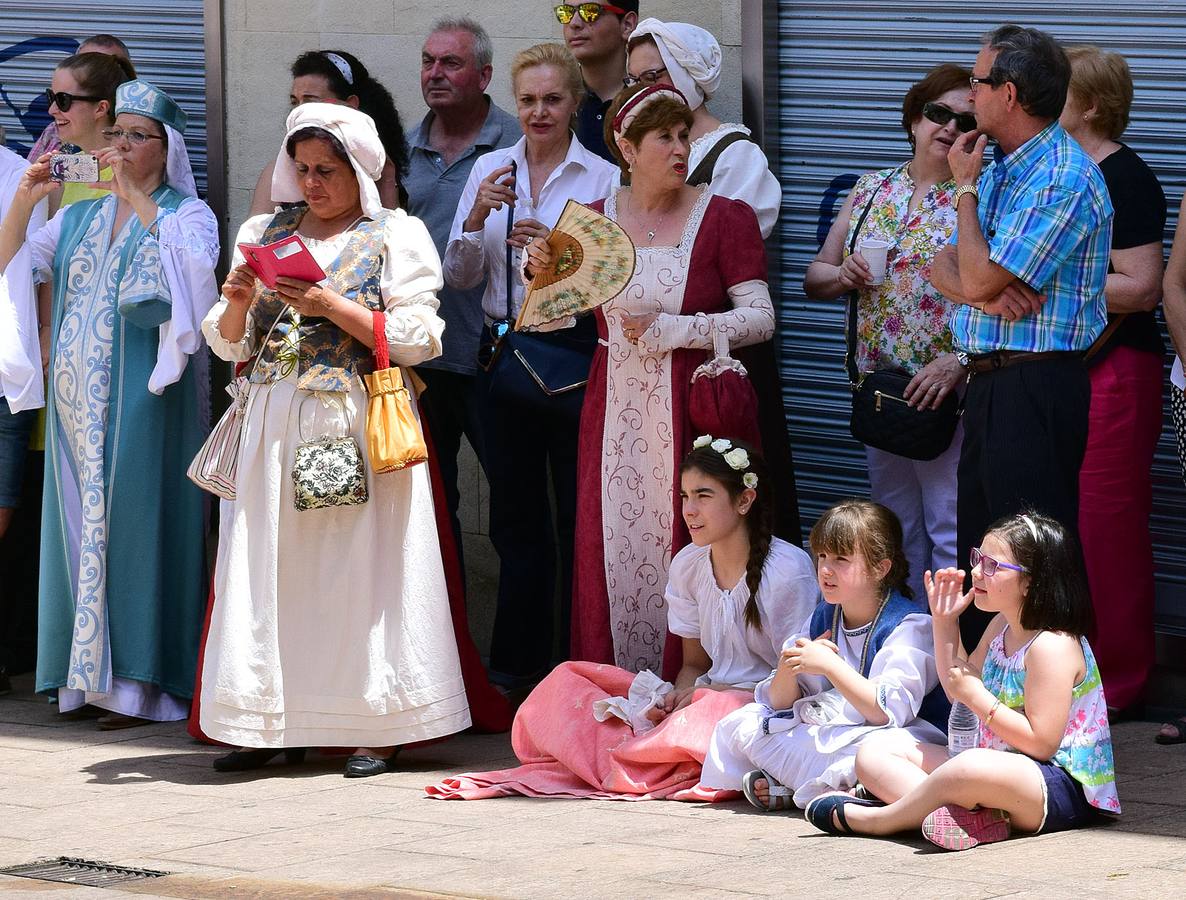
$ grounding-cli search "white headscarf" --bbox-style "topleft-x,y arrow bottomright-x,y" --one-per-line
164,124 -> 197,197
631,19 -> 722,111
270,102 -> 386,218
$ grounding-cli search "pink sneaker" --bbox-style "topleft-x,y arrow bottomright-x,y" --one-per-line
922,805 -> 1010,851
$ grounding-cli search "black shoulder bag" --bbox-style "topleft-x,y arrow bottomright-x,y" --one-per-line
845,177 -> 962,461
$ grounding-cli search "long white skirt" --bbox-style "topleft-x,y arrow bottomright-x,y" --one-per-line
199,375 -> 471,747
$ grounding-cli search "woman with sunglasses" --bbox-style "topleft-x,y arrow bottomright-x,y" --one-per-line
804,63 -> 974,601
42,52 -> 136,211
0,80 -> 218,730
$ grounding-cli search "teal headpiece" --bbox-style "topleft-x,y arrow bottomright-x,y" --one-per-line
115,79 -> 187,134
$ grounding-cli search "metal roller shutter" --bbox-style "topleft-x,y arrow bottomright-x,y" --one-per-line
772,1 -> 1186,629
0,0 -> 207,195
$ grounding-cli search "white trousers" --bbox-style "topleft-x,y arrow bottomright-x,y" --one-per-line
864,421 -> 962,599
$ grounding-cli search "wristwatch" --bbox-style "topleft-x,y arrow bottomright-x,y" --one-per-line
953,184 -> 979,207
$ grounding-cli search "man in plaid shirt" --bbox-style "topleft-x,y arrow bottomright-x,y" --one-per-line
931,24 -> 1113,645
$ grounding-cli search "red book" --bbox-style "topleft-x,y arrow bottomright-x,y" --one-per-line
237,234 -> 327,289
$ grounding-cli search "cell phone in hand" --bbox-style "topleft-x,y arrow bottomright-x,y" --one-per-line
50,152 -> 99,183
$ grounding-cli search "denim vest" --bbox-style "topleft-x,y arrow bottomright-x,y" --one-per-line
808,591 -> 951,733
249,204 -> 388,392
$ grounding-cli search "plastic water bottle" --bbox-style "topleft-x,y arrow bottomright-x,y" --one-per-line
947,701 -> 979,757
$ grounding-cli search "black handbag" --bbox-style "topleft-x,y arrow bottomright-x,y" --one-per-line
478,163 -> 594,411
845,176 -> 961,462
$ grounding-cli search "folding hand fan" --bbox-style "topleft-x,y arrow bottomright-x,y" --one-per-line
516,199 -> 636,330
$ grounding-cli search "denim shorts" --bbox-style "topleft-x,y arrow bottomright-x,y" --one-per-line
1036,761 -> 1098,833
0,396 -> 37,508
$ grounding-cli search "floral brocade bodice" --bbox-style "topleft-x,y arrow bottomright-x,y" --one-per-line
844,164 -> 957,375
249,205 -> 387,392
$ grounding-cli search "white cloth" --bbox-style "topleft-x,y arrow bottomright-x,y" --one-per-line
1172,356 -> 1184,390
272,103 -> 387,219
632,19 -> 722,110
689,124 -> 781,240
665,538 -> 819,689
164,123 -> 198,199
592,670 -> 673,735
0,145 -> 48,406
701,611 -> 945,806
1,194 -> 216,410
198,211 -> 470,748
443,133 -> 617,323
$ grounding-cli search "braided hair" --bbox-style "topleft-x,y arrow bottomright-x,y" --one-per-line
680,439 -> 773,631
290,50 -> 409,206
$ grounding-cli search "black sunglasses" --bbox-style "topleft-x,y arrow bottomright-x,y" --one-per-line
922,102 -> 977,133
45,88 -> 105,112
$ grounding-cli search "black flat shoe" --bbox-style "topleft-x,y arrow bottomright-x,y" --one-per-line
343,750 -> 401,778
212,747 -> 307,772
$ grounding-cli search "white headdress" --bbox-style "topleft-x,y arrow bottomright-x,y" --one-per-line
631,19 -> 722,111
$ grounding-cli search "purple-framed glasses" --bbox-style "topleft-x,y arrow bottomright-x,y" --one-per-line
970,547 -> 1028,577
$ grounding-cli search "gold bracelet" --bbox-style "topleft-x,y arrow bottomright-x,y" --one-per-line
984,697 -> 1002,726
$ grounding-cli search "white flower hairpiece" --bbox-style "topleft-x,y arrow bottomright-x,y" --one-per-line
690,434 -> 759,488
723,447 -> 750,471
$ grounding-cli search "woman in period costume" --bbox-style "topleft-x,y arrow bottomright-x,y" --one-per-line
528,84 -> 780,678
0,79 -> 218,728
200,103 -> 473,777
624,21 -> 802,546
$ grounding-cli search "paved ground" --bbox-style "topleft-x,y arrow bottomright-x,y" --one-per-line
1,675 -> 1185,900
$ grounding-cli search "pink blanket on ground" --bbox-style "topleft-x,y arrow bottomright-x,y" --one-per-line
425,661 -> 748,801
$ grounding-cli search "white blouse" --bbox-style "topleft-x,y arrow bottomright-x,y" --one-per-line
688,124 -> 782,241
443,133 -> 617,323
666,537 -> 819,689
203,209 -> 444,367
0,194 -> 218,409
754,610 -> 940,729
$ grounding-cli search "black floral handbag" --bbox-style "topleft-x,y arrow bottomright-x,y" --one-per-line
291,394 -> 368,511
845,176 -> 961,462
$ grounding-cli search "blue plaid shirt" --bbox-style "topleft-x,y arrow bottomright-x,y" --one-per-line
949,123 -> 1113,354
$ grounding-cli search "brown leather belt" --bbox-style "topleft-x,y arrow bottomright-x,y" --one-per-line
965,350 -> 1081,375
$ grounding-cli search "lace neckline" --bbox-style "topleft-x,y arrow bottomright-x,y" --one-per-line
607,184 -> 710,255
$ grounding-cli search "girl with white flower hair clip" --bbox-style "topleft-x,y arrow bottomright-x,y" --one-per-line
425,438 -> 819,802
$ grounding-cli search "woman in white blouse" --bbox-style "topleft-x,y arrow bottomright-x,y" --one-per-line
199,103 -> 470,777
424,440 -> 819,801
444,43 -> 616,687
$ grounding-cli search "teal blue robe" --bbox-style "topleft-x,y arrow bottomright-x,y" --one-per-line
35,184 -> 208,701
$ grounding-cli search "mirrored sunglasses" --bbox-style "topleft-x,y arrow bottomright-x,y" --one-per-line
554,3 -> 627,25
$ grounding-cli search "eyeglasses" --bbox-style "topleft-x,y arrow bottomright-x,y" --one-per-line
970,547 -> 1028,577
968,74 -> 1001,91
45,88 -> 104,112
101,127 -> 164,146
922,102 -> 977,133
623,66 -> 669,88
554,3 -> 627,25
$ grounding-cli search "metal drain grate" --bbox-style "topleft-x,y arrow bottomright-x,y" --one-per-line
0,856 -> 169,887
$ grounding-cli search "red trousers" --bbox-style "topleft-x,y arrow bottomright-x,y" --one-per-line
1078,346 -> 1162,709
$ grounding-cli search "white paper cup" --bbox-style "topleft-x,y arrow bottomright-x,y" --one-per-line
859,239 -> 890,286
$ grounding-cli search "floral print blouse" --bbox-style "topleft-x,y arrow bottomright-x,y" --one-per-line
977,627 -> 1120,815
843,164 -> 957,374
